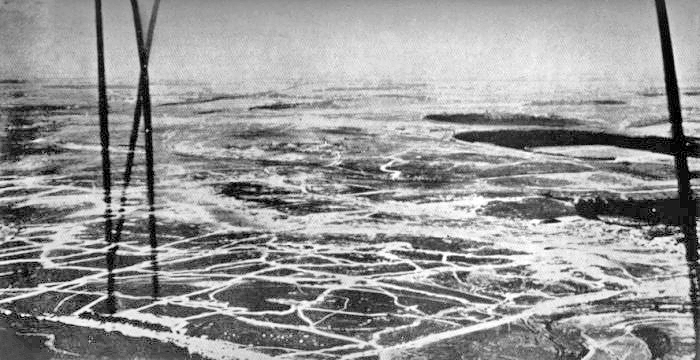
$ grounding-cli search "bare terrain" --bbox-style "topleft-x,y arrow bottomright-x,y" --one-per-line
0,80 -> 698,359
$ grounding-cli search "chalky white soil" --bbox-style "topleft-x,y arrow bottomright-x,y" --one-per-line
1,79 -> 699,359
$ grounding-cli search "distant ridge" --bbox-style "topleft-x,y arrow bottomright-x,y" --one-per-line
454,128 -> 700,157
0,79 -> 27,84
425,113 -> 583,127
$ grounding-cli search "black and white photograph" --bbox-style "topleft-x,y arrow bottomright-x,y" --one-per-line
1,0 -> 699,359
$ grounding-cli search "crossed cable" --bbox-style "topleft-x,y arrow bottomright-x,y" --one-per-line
95,0 -> 161,315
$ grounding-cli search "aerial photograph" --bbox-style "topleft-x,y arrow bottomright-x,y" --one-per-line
1,0 -> 700,359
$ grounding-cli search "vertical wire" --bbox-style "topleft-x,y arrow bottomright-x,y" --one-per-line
144,0 -> 161,300
93,0 -> 115,315
654,1 -> 700,358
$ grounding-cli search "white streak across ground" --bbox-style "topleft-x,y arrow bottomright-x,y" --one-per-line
0,80 -> 697,358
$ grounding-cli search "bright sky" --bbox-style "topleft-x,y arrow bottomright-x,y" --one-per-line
2,0 -> 699,84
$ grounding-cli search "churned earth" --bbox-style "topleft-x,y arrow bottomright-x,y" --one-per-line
0,80 -> 698,359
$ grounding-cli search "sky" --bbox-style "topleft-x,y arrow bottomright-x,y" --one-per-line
1,0 -> 699,85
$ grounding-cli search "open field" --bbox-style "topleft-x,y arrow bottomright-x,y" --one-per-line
0,79 -> 699,359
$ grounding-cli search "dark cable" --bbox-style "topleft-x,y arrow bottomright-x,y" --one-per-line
93,0 -> 116,315
654,1 -> 699,358
129,0 -> 160,300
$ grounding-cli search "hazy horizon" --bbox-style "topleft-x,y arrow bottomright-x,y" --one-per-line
2,0 -> 700,86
